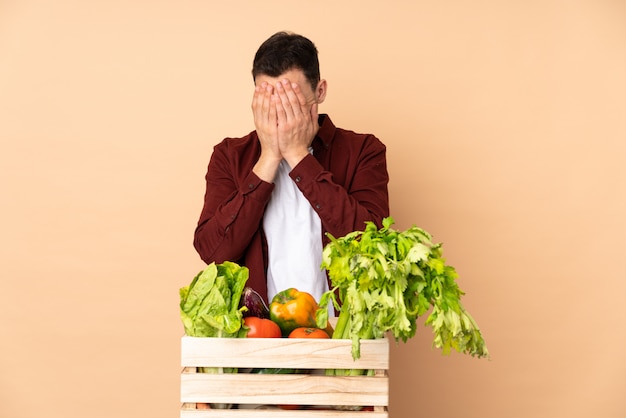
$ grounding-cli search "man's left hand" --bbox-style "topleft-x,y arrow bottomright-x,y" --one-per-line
274,79 -> 319,168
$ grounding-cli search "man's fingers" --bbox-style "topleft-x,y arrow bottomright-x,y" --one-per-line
260,84 -> 274,123
275,80 -> 295,120
310,102 -> 319,124
252,83 -> 270,119
289,81 -> 309,107
251,84 -> 261,116
273,92 -> 286,125
269,93 -> 279,125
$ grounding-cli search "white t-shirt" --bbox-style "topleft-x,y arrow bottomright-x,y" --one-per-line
263,157 -> 329,305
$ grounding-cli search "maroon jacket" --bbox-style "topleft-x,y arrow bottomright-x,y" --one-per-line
193,114 -> 389,303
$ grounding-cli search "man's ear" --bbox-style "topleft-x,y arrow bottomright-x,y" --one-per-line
315,79 -> 328,104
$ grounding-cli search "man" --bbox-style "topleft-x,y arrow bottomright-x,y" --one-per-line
193,31 -> 389,305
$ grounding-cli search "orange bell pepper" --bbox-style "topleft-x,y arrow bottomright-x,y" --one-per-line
269,288 -> 319,336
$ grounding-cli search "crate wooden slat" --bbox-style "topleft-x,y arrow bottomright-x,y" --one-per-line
181,404 -> 389,417
181,371 -> 388,405
180,407 -> 389,417
181,336 -> 388,369
180,327 -> 389,417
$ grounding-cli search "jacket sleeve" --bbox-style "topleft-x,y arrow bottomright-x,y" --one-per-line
193,141 -> 274,264
289,135 -> 390,241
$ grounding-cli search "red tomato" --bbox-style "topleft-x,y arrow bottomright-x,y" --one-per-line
288,327 -> 330,339
244,316 -> 282,338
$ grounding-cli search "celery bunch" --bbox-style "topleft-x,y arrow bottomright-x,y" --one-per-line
317,217 -> 489,362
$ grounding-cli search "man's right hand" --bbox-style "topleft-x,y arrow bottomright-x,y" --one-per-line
252,82 -> 282,182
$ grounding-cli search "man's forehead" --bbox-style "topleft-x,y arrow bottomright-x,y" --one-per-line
255,69 -> 308,85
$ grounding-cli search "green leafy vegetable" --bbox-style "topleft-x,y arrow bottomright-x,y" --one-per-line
180,261 -> 249,338
317,217 -> 489,365
179,261 -> 249,409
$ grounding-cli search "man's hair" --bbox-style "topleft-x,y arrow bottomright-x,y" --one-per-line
252,31 -> 320,91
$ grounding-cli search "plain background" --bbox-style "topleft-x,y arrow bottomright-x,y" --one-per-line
2,1 -> 625,417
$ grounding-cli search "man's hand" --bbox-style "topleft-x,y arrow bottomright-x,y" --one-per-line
274,79 -> 319,168
252,82 -> 282,182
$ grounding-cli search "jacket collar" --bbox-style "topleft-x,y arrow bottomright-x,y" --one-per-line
315,114 -> 335,149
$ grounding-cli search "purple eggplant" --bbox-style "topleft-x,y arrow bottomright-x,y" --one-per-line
239,287 -> 270,318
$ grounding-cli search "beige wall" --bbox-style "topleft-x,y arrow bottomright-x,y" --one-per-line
2,1 -> 625,417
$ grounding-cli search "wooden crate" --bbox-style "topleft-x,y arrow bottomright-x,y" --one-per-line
180,327 -> 389,417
